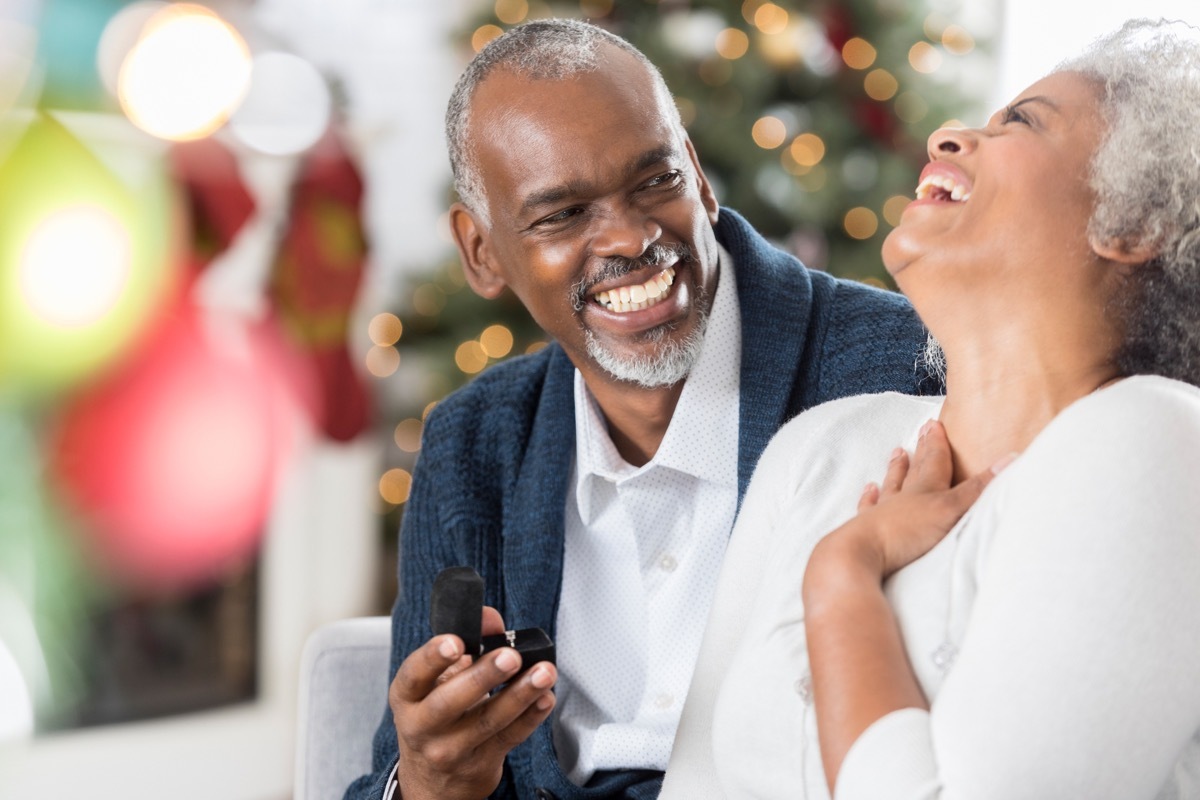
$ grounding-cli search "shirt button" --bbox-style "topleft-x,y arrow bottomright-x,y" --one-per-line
794,674 -> 813,705
658,553 -> 678,572
654,692 -> 675,709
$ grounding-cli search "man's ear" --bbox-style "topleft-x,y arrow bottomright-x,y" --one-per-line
449,202 -> 507,299
683,135 -> 720,225
1090,233 -> 1158,266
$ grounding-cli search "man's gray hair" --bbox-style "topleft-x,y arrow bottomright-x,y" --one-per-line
444,18 -> 683,229
1059,18 -> 1200,385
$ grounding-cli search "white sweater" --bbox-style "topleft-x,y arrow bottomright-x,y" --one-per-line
661,375 -> 1200,800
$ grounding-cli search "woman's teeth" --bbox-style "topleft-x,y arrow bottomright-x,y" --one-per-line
593,267 -> 676,313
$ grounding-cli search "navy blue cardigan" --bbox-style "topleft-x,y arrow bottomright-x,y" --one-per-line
347,208 -> 932,800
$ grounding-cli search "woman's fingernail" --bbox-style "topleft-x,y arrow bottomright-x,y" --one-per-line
890,447 -> 905,461
530,664 -> 554,689
495,648 -> 520,672
439,637 -> 460,660
536,693 -> 554,711
990,452 -> 1018,474
919,420 -> 934,439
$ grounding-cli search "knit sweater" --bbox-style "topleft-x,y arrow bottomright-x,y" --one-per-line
344,208 -> 932,800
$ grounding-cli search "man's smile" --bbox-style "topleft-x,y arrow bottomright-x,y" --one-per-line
592,266 -> 676,313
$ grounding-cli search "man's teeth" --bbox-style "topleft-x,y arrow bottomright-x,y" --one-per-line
594,267 -> 676,313
915,174 -> 971,202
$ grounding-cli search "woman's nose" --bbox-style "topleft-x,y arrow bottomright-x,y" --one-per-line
927,126 -> 977,160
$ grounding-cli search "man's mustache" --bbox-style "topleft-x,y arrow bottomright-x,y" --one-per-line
571,242 -> 696,311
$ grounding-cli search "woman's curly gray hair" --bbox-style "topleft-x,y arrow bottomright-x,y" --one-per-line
444,19 -> 681,229
1059,18 -> 1200,386
922,18 -> 1200,388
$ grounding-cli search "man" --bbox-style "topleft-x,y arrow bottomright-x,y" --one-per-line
346,18 -> 931,800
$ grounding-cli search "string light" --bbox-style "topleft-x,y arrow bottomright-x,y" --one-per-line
883,195 -> 912,227
454,340 -> 488,374
368,313 -> 403,346
942,25 -> 975,55
580,0 -> 614,17
909,42 -> 943,74
365,345 -> 400,378
789,133 -> 825,167
752,116 -> 788,149
495,0 -> 528,24
379,468 -> 413,505
479,324 -> 514,358
715,28 -> 750,60
841,37 -> 877,70
412,284 -> 446,316
393,418 -> 424,452
753,3 -> 789,35
117,4 -> 251,141
472,25 -> 504,53
844,207 -> 879,240
864,68 -> 899,101
895,91 -> 929,123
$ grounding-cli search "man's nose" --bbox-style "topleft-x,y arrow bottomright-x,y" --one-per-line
590,205 -> 663,260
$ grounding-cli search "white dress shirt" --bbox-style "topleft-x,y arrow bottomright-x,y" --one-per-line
552,246 -> 741,785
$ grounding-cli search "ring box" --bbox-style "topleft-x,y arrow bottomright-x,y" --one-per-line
430,566 -> 555,669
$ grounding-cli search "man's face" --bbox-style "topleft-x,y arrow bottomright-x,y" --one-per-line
452,45 -> 721,391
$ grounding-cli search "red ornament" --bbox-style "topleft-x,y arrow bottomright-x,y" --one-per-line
50,302 -> 303,591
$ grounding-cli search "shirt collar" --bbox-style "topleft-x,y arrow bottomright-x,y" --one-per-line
572,245 -> 741,522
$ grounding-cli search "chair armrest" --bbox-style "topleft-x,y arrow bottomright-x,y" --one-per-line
295,616 -> 392,800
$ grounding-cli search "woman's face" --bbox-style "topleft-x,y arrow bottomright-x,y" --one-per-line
882,71 -> 1107,315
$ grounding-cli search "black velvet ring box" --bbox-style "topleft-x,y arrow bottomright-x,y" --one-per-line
430,566 -> 555,669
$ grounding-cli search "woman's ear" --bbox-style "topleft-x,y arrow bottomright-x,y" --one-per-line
1090,233 -> 1158,266
449,202 -> 507,299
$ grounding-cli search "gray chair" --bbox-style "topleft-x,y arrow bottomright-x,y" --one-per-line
295,616 -> 392,800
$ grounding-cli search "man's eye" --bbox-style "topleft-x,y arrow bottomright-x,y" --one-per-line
535,208 -> 580,226
645,170 -> 683,188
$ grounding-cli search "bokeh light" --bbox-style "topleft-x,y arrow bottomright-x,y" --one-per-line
393,418 -> 424,453
411,284 -> 446,316
97,1 -> 167,99
909,41 -> 943,74
752,116 -> 787,149
716,28 -> 750,59
942,25 -> 975,55
0,114 -> 174,394
883,195 -> 912,226
472,24 -> 504,53
455,340 -> 488,374
19,205 -> 131,328
841,37 -> 877,70
495,0 -> 529,24
365,345 -> 400,378
479,324 -> 513,358
753,3 -> 789,35
368,312 -> 403,346
789,133 -> 825,167
579,0 -> 613,17
844,207 -> 879,240
117,4 -> 251,141
864,68 -> 900,101
379,468 -> 412,505
895,91 -> 929,123
230,52 -> 331,156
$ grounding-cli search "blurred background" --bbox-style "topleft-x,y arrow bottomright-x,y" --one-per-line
0,0 -> 1194,797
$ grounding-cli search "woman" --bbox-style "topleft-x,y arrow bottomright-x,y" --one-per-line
661,18 -> 1200,800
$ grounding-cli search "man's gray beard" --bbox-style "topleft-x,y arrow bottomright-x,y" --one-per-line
584,310 -> 710,389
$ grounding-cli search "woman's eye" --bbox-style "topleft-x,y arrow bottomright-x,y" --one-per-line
1002,106 -> 1031,126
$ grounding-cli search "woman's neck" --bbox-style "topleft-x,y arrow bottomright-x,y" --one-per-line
936,328 -> 1122,483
